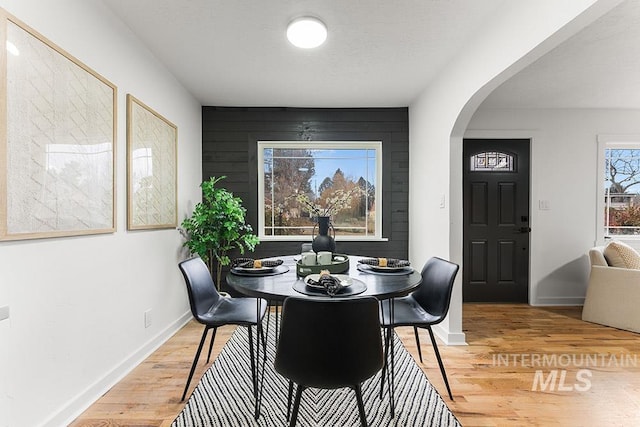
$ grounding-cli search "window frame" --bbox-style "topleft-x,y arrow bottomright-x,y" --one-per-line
596,134 -> 640,244
469,151 -> 516,172
257,140 -> 384,241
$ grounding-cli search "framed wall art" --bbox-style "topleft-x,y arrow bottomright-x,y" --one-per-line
126,94 -> 177,230
1,12 -> 117,240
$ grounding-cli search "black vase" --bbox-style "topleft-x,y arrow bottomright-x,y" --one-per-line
312,216 -> 336,252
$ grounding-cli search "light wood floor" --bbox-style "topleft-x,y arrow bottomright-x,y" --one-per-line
70,304 -> 640,426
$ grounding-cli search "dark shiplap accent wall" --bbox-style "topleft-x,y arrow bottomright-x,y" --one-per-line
201,107 -> 409,289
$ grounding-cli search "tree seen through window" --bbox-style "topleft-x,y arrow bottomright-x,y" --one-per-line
605,148 -> 640,236
260,142 -> 380,239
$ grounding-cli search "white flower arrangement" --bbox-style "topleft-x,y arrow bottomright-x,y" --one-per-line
295,186 -> 362,217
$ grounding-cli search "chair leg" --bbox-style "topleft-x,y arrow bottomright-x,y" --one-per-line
259,322 -> 267,361
259,301 -> 267,350
247,325 -> 257,399
181,326 -> 210,401
286,380 -> 294,421
427,326 -> 453,400
206,327 -> 218,363
354,383 -> 368,427
413,326 -> 423,363
379,326 -> 390,398
289,385 -> 304,427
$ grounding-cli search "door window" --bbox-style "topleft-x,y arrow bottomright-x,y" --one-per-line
470,152 -> 515,172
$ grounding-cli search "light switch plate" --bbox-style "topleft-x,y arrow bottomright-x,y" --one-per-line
0,306 -> 9,321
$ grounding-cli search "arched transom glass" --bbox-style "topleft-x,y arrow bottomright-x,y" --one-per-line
470,151 -> 515,172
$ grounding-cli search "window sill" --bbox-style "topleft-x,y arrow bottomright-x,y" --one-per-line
259,236 -> 389,242
603,237 -> 640,250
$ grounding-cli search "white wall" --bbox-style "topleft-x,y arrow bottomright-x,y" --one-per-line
408,0 -> 622,344
466,108 -> 640,305
0,1 -> 202,426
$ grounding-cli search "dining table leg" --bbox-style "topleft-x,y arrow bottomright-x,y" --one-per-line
389,297 -> 396,418
275,302 -> 280,345
378,298 -> 396,418
253,300 -> 267,420
379,303 -> 387,396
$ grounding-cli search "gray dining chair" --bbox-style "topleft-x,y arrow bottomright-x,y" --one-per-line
178,257 -> 267,402
379,256 -> 459,400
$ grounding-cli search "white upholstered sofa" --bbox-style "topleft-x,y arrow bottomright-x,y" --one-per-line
582,243 -> 640,333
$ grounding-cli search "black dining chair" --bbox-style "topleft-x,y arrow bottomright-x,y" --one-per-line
379,256 -> 459,400
274,297 -> 384,427
178,256 -> 267,402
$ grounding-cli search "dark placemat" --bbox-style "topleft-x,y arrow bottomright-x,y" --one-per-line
232,258 -> 284,268
358,257 -> 411,268
356,263 -> 414,276
292,277 -> 367,297
230,265 -> 290,277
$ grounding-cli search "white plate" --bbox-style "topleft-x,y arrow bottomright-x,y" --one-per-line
305,274 -> 352,289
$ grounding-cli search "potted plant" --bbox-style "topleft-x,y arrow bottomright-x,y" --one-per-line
180,176 -> 260,292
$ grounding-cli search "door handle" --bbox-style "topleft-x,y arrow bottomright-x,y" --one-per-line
516,227 -> 531,234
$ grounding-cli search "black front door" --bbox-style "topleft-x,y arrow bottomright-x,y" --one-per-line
463,139 -> 530,302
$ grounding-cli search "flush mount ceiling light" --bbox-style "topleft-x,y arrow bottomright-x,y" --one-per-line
286,17 -> 327,49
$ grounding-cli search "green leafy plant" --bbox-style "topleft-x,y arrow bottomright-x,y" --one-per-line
180,176 -> 260,290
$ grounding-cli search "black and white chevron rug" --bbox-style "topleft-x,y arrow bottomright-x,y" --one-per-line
173,315 -> 461,427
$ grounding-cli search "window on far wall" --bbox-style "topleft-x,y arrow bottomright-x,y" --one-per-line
257,141 -> 382,240
599,137 -> 640,239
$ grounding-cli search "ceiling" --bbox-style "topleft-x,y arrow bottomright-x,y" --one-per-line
481,0 -> 640,109
102,0 -> 640,110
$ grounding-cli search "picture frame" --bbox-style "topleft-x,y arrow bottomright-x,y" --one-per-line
1,13 -> 117,240
126,94 -> 177,230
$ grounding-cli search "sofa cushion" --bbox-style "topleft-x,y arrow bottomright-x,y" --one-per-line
589,247 -> 608,267
603,241 -> 640,269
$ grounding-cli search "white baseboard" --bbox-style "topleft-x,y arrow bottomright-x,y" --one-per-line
42,311 -> 193,427
432,324 -> 468,346
532,296 -> 585,306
